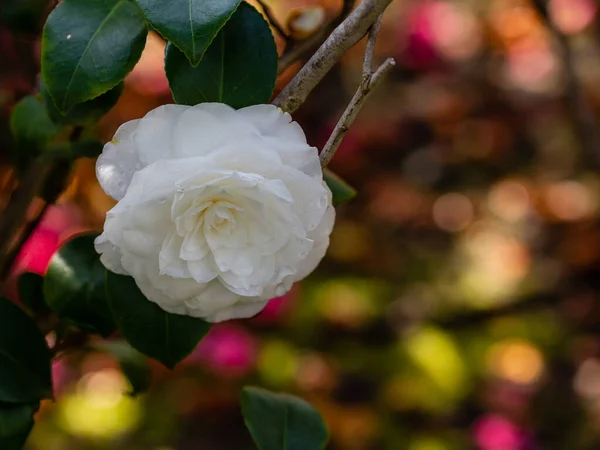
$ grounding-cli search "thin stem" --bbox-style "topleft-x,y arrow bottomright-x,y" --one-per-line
256,0 -> 290,42
0,126 -> 82,286
277,0 -> 357,74
363,15 -> 383,76
319,58 -> 395,167
0,202 -> 50,281
318,14 -> 394,166
0,161 -> 54,283
272,0 -> 394,113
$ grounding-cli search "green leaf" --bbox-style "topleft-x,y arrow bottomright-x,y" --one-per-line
10,95 -> 61,171
42,82 -> 124,126
17,273 -> 50,316
44,233 -> 115,337
323,169 -> 356,205
0,298 -> 52,403
106,272 -> 212,369
41,0 -> 147,113
136,0 -> 241,66
0,402 -> 38,450
165,2 -> 277,108
241,387 -> 329,450
45,140 -> 104,160
95,341 -> 151,396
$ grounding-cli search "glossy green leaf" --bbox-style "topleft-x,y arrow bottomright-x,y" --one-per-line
165,2 -> 277,108
0,402 -> 38,450
0,298 -> 52,403
10,95 -> 61,171
17,273 -> 50,316
41,0 -> 147,113
95,341 -> 151,396
241,387 -> 329,450
44,233 -> 115,337
136,0 -> 241,66
42,82 -> 123,126
323,169 -> 357,205
106,272 -> 212,369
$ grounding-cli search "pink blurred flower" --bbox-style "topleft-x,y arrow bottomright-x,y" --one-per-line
51,359 -> 70,396
14,227 -> 59,275
473,414 -> 532,450
187,324 -> 258,377
400,1 -> 442,70
5,204 -> 85,301
252,287 -> 299,324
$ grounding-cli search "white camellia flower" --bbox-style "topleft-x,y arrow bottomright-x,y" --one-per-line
95,103 -> 334,322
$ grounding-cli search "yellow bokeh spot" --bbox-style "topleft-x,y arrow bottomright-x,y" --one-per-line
58,369 -> 141,439
409,436 -> 450,450
404,327 -> 468,401
258,340 -> 298,387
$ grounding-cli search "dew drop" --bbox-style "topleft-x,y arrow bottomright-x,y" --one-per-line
66,34 -> 72,40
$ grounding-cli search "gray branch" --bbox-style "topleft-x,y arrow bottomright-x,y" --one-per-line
272,0 -> 394,113
319,14 -> 394,167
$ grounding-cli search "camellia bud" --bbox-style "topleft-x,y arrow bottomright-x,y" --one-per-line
286,7 -> 326,40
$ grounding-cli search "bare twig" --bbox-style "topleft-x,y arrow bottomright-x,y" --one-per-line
0,202 -> 50,281
532,0 -> 600,169
0,161 -> 54,282
320,15 -> 394,167
273,0 -> 393,113
278,0 -> 357,74
256,0 -> 290,42
0,127 -> 81,286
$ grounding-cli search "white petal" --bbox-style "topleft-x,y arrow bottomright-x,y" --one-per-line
236,104 -> 307,143
184,280 -> 240,318
94,234 -> 128,275
205,298 -> 269,322
134,104 -> 188,164
159,230 -> 191,278
187,257 -> 219,283
236,104 -> 321,178
96,119 -> 142,200
294,204 -> 335,281
173,103 -> 259,158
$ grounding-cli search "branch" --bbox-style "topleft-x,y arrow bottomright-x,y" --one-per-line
533,0 -> 600,169
278,0 -> 356,74
0,161 -> 54,282
0,127 -> 81,286
256,0 -> 290,42
320,16 -> 395,167
272,0 -> 394,113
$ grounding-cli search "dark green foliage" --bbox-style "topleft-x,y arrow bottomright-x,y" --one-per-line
165,2 -> 277,108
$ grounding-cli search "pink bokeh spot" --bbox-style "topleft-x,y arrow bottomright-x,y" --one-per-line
5,203 -> 85,303
187,324 -> 258,377
473,414 -> 532,450
252,286 -> 299,324
51,359 -> 69,396
401,1 -> 442,70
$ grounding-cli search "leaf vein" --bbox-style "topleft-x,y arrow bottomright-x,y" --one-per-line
62,0 -> 128,110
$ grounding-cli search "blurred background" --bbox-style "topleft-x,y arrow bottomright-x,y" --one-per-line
3,0 -> 600,448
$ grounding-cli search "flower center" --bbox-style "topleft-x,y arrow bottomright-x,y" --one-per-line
205,203 -> 237,235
